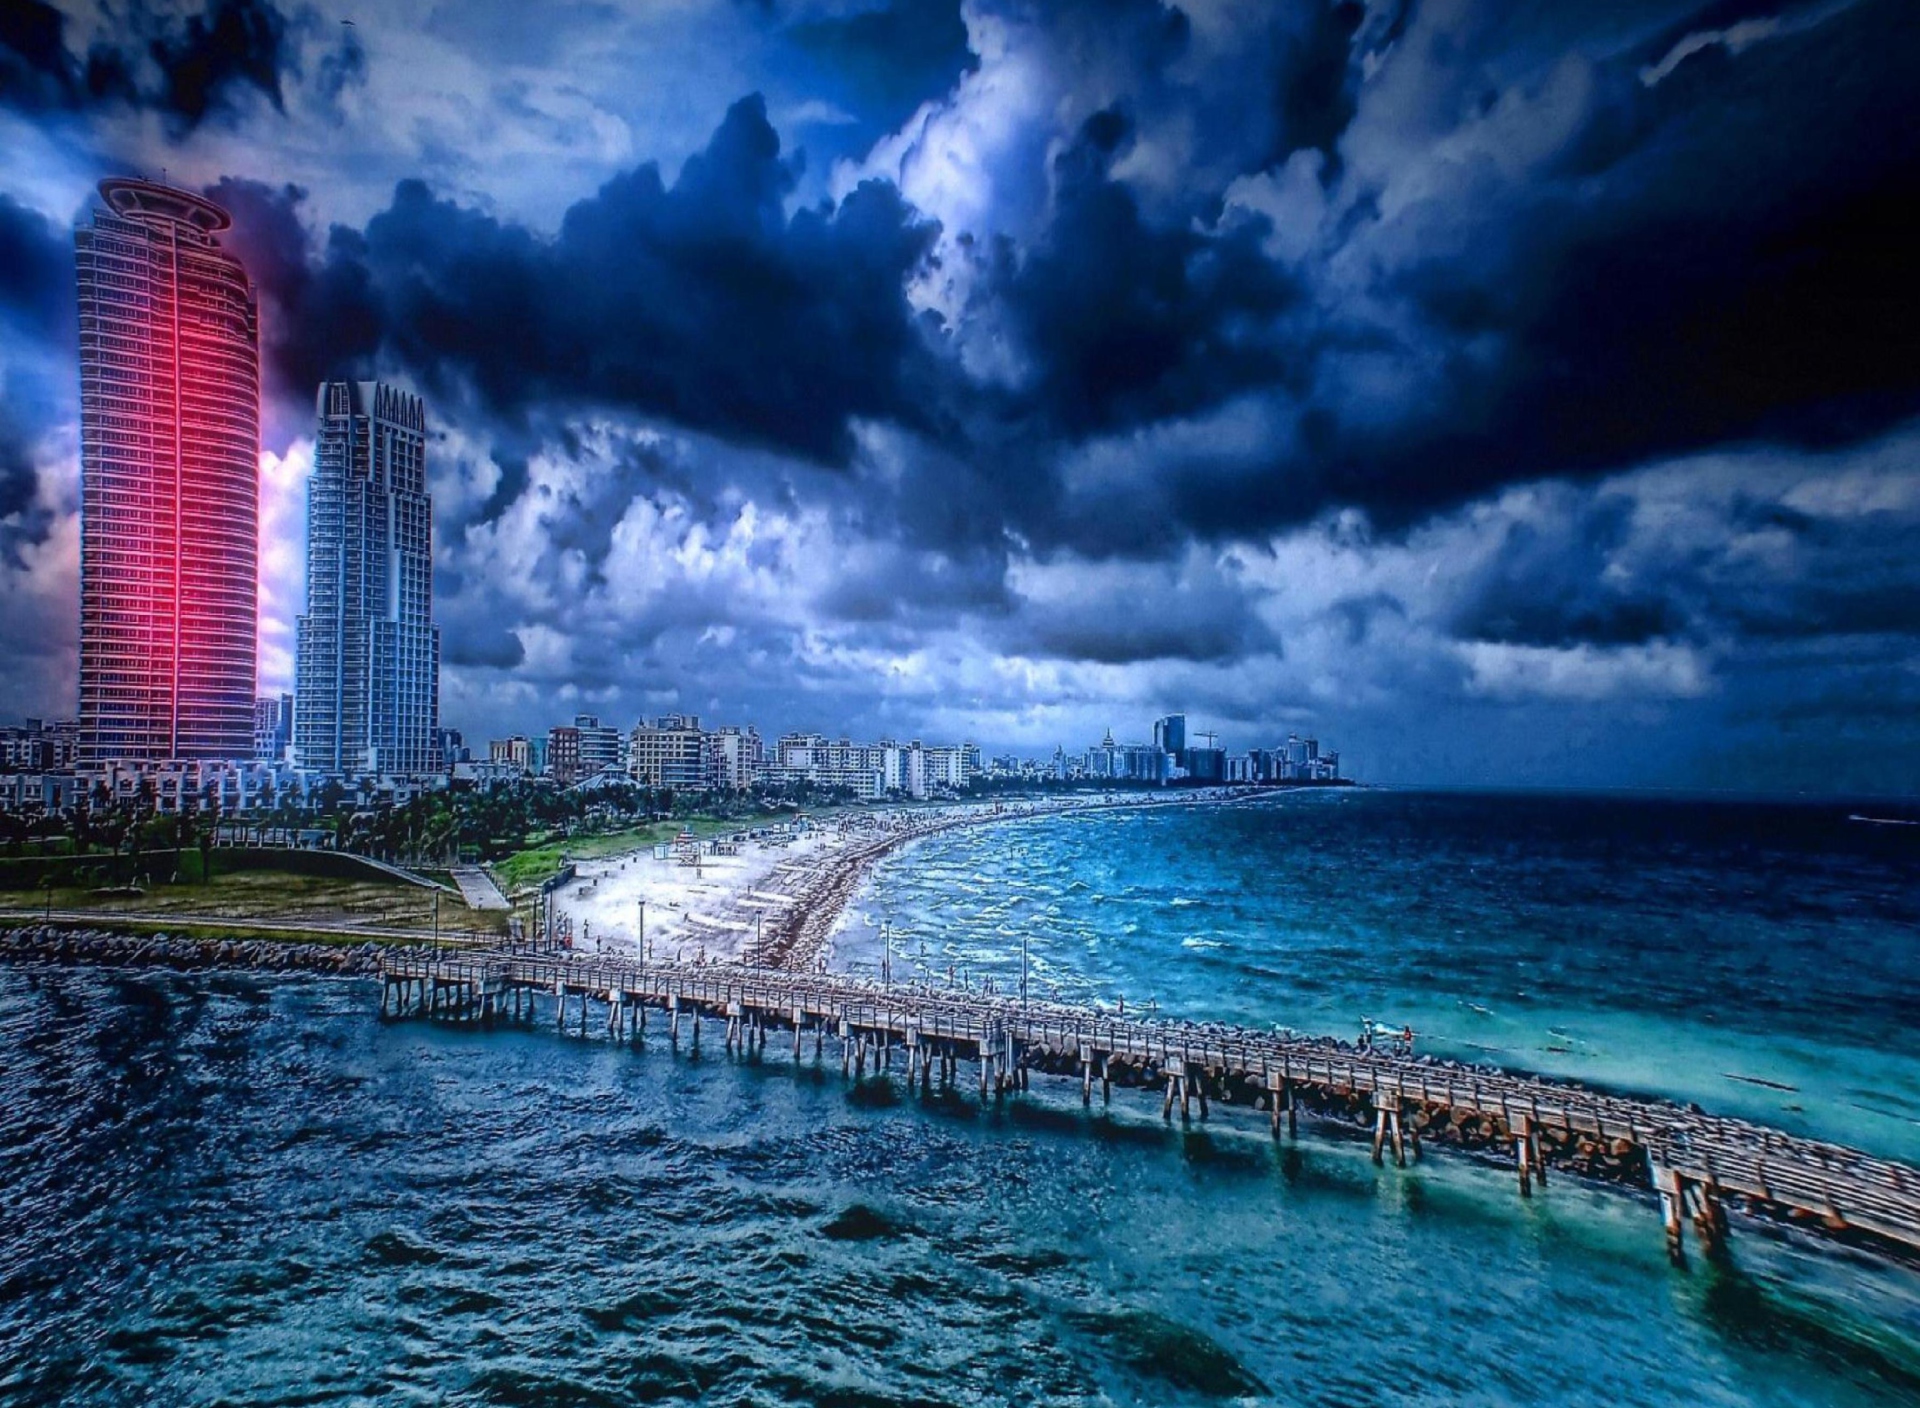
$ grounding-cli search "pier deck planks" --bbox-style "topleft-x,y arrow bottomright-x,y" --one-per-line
380,946 -> 1920,1263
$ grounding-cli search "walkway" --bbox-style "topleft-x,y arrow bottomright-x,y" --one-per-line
381,946 -> 1920,1269
449,866 -> 511,911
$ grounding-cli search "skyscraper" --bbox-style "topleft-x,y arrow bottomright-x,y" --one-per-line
1153,713 -> 1187,765
295,381 -> 440,775
75,179 -> 260,763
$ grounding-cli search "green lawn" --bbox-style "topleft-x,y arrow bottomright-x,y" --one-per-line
0,867 -> 510,941
491,817 -> 750,893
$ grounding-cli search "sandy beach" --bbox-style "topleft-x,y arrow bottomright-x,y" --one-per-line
547,790 -> 1270,969
548,824 -> 846,963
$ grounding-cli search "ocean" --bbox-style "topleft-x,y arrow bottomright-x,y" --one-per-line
838,788 -> 1920,1162
1,789 -> 1917,1405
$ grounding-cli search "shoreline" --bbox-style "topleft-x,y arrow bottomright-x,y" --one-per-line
0,785 -> 1281,976
542,785 -> 1283,970
769,786 -> 1284,971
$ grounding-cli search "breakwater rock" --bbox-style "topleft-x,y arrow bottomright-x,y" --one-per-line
0,923 -> 390,977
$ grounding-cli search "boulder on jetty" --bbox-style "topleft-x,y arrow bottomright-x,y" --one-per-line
0,924 -> 387,977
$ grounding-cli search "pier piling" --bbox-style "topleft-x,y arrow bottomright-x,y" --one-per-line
371,946 -> 1920,1268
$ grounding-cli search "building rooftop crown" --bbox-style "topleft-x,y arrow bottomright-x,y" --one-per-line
99,177 -> 231,234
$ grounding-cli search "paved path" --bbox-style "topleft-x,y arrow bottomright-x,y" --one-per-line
450,866 -> 511,911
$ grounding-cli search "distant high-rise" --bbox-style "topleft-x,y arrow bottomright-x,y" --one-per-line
574,714 -> 625,777
295,381 -> 440,775
1153,713 -> 1187,764
75,179 -> 260,763
253,693 -> 292,762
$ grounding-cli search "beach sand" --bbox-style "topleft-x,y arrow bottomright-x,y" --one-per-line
549,790 -> 1266,968
549,827 -> 851,963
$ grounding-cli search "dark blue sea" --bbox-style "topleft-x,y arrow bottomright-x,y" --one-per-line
2,789 -> 1918,1405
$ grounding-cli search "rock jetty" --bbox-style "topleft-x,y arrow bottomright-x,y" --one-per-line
0,923 -> 390,976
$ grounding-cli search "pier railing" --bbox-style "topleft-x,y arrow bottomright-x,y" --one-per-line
377,948 -> 1920,1266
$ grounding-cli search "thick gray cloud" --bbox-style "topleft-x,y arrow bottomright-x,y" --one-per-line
3,0 -> 1919,791
0,195 -> 72,568
0,0 -> 363,130
211,95 -> 943,462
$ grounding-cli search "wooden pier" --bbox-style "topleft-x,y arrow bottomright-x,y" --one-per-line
379,944 -> 1920,1268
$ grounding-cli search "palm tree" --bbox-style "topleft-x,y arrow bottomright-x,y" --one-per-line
199,797 -> 220,883
64,803 -> 93,857
255,776 -> 278,845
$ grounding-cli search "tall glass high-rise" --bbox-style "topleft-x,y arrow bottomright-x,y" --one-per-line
295,381 -> 440,776
75,179 -> 260,763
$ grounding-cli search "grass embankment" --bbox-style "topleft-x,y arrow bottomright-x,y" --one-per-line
0,867 -> 510,945
491,817 -> 747,893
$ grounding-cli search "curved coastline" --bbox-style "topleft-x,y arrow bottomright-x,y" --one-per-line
9,785 -> 1920,1272
765,787 -> 1284,970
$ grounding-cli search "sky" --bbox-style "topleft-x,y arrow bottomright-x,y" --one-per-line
1,0 -> 1917,793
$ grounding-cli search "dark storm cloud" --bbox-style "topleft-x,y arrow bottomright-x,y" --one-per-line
1278,0 -> 1920,528
1440,441 -> 1920,665
888,0 -> 1920,555
1329,591 -> 1407,649
0,193 -> 71,344
1723,516 -> 1920,642
218,96 -> 941,464
207,176 -> 386,432
1016,598 -> 1273,667
988,108 -> 1300,438
785,0 -> 977,135
815,543 -> 1012,624
0,362 -> 61,569
184,0 -> 1920,561
0,196 -> 73,564
0,0 -> 305,129
1450,500 -> 1690,650
1264,0 -> 1367,172
440,620 -> 525,671
0,414 -> 40,530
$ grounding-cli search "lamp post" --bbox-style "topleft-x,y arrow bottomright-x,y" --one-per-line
1021,930 -> 1029,1009
638,898 -> 647,968
432,889 -> 441,952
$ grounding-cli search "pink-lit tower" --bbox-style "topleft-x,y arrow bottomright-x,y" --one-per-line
75,179 -> 260,763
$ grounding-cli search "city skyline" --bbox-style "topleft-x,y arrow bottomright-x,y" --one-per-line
2,3 -> 1918,793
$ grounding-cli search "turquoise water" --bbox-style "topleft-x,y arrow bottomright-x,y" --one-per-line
839,789 -> 1920,1162
1,789 -> 1918,1405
